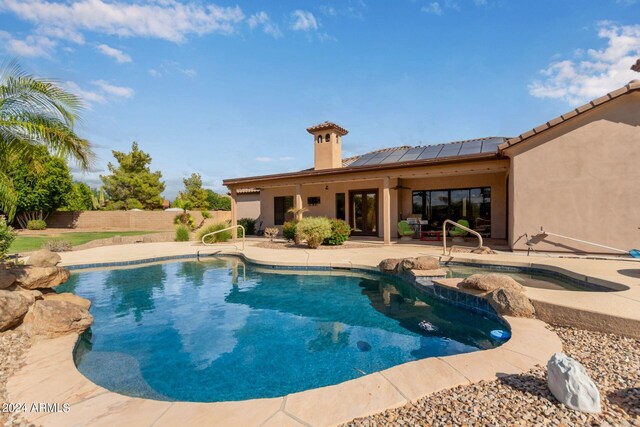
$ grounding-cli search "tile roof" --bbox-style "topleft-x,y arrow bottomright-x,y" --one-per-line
306,121 -> 349,135
499,80 -> 640,152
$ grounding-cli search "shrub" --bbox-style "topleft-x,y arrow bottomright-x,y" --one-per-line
26,219 -> 47,230
323,219 -> 351,246
200,210 -> 211,219
282,221 -> 297,241
238,218 -> 255,235
175,224 -> 190,242
296,217 -> 332,249
264,227 -> 279,241
0,216 -> 18,258
42,239 -> 72,252
198,221 -> 232,244
174,213 -> 196,230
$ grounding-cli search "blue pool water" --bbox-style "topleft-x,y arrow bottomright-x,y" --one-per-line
57,258 -> 505,402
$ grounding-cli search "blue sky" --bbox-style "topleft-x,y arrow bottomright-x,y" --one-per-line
1,0 -> 639,198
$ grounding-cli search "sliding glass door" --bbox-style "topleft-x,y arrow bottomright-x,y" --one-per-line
350,190 -> 378,236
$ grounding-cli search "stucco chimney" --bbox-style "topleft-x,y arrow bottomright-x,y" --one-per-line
306,121 -> 348,170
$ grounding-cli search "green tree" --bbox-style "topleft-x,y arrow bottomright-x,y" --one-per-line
205,189 -> 231,211
6,146 -> 73,228
61,181 -> 94,211
0,60 -> 93,220
178,173 -> 209,209
101,142 -> 165,210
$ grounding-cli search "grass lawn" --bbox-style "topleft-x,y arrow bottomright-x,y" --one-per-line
9,231 -> 158,254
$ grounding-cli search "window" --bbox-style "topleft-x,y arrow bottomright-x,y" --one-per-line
317,135 -> 323,143
325,133 -> 331,143
411,187 -> 491,235
336,193 -> 345,220
274,196 -> 293,225
307,196 -> 321,206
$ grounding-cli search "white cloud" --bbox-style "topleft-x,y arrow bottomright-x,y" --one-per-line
291,10 -> 318,32
0,31 -> 56,57
255,157 -> 272,162
91,80 -> 134,98
0,0 -> 246,43
62,81 -> 106,105
96,43 -> 132,63
421,2 -> 443,15
181,68 -> 197,78
248,11 -> 282,39
148,68 -> 161,77
529,23 -> 640,105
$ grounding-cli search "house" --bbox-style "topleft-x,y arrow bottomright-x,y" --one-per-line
224,80 -> 640,254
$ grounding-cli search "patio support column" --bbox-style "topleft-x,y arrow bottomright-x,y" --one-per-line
230,188 -> 238,240
383,177 -> 391,245
295,184 -> 303,221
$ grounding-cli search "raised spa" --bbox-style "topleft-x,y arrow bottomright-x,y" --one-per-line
57,258 -> 505,402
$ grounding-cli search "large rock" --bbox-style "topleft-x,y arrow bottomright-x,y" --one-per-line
22,300 -> 93,338
547,352 -> 601,413
459,273 -> 524,293
26,249 -> 62,267
11,266 -> 70,290
400,256 -> 440,271
0,290 -> 31,331
378,258 -> 403,272
43,292 -> 91,310
486,287 -> 535,318
0,269 -> 16,289
6,285 -> 43,305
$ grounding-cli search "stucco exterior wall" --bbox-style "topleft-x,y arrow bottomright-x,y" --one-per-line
506,92 -> 640,253
236,193 -> 261,220
400,171 -> 508,239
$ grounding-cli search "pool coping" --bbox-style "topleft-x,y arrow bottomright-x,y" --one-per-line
8,317 -> 560,427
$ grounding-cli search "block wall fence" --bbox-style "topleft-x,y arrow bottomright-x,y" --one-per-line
46,210 -> 232,231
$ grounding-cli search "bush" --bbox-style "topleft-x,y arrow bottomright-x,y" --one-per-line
282,221 -> 297,242
174,213 -> 196,230
200,210 -> 212,219
198,221 -> 232,243
296,217 -> 332,249
264,227 -> 279,241
42,239 -> 72,252
323,219 -> 351,246
238,218 -> 255,235
0,216 -> 18,258
26,219 -> 47,230
175,224 -> 190,242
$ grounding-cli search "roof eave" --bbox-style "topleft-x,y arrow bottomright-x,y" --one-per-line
223,152 -> 501,187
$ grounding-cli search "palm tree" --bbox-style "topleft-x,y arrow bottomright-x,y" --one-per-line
0,60 -> 93,220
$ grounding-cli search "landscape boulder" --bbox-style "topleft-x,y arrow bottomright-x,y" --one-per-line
486,287 -> 535,318
459,273 -> 524,293
400,256 -> 440,271
0,290 -> 31,331
26,249 -> 62,267
22,300 -> 93,338
0,269 -> 16,289
470,246 -> 495,255
6,286 -> 43,305
43,292 -> 91,310
547,352 -> 601,413
378,258 -> 403,272
11,266 -> 70,290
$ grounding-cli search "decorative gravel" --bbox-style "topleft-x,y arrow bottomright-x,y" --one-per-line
344,325 -> 640,426
0,331 -> 35,427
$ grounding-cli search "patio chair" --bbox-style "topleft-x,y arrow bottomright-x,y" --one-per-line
449,219 -> 470,238
398,221 -> 415,240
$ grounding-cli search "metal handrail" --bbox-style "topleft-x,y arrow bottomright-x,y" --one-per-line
539,227 -> 629,254
442,219 -> 484,255
201,225 -> 245,250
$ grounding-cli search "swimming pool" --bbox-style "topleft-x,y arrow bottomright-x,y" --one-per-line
57,257 -> 505,402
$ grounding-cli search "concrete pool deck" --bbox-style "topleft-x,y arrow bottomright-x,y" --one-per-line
6,240 -> 638,426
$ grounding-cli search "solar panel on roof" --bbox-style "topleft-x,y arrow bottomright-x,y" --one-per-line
380,148 -> 410,163
417,144 -> 444,160
362,152 -> 394,165
437,142 -> 463,158
458,139 -> 483,156
348,153 -> 376,166
397,146 -> 427,162
481,138 -> 502,153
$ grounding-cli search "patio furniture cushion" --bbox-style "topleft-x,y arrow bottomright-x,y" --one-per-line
449,219 -> 470,237
398,221 -> 415,237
